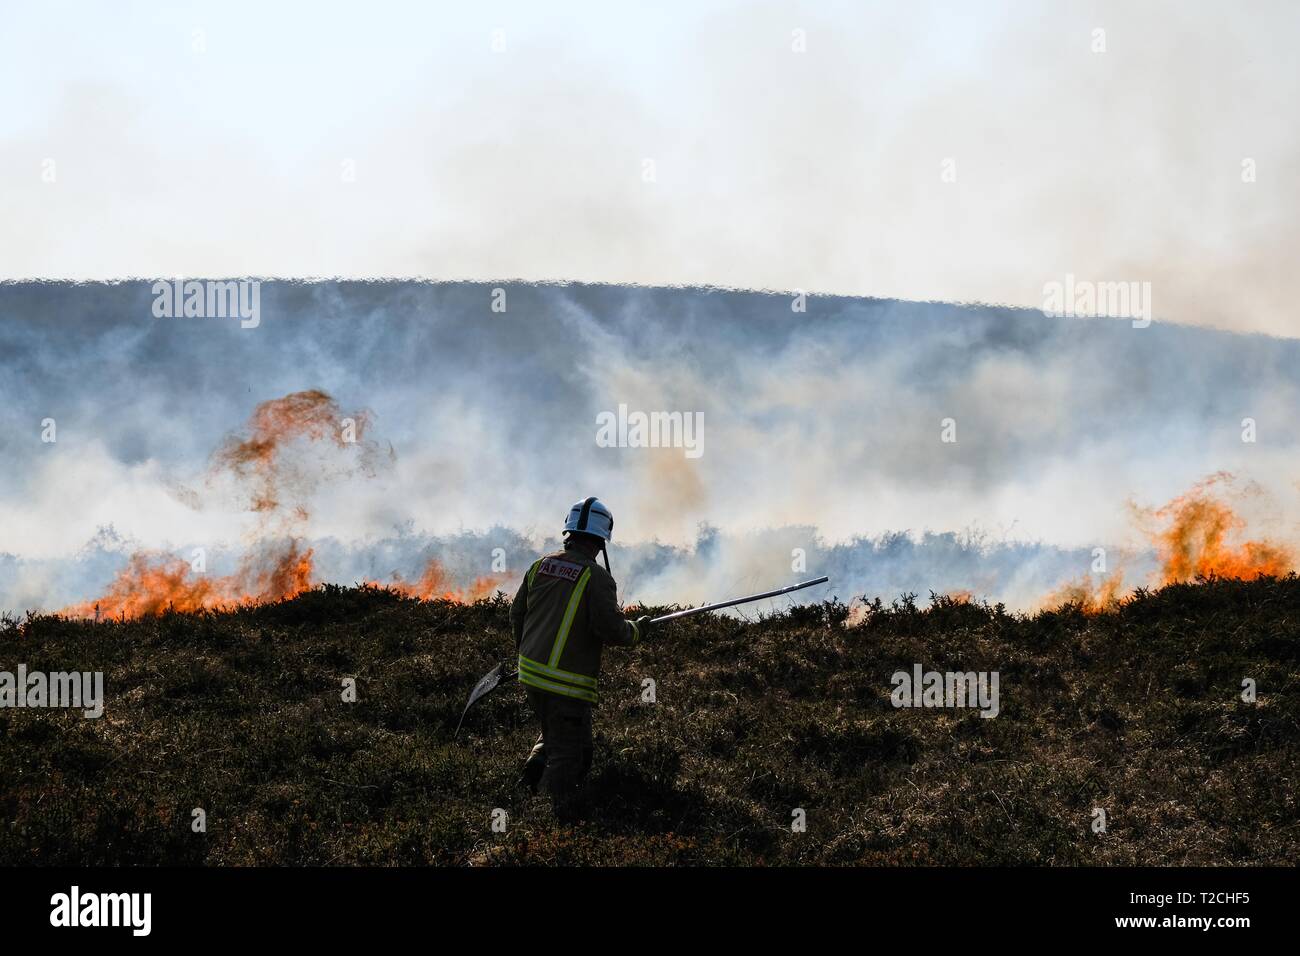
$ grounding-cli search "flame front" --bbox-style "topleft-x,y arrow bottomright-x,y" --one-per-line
1045,473 -> 1294,612
1043,571 -> 1127,614
60,391 -> 362,620
1151,475 -> 1291,584
59,391 -> 1297,623
60,541 -> 316,620
378,559 -> 508,603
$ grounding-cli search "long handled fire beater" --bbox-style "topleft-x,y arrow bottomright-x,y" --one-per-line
455,575 -> 829,736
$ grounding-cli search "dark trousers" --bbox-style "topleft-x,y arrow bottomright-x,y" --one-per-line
523,688 -> 593,820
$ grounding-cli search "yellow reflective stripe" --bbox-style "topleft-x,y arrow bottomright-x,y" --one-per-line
519,670 -> 598,703
628,619 -> 641,646
519,656 -> 596,688
548,567 -> 591,668
527,559 -> 542,589
519,654 -> 596,689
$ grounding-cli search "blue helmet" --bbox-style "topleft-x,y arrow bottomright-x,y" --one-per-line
563,497 -> 614,541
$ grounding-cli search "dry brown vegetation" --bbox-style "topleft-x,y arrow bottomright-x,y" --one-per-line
2,576 -> 1298,865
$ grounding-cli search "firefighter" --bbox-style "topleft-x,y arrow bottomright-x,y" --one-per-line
510,497 -> 651,820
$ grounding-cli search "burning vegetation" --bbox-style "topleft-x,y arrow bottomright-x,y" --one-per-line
55,391 -> 1297,622
59,391 -> 477,620
1150,474 -> 1292,585
1045,472 -> 1294,613
60,543 -> 316,621
373,559 -> 508,604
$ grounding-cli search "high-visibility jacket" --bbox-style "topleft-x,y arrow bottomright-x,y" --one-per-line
510,543 -> 642,704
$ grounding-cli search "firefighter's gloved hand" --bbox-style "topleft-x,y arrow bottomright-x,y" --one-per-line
635,616 -> 654,641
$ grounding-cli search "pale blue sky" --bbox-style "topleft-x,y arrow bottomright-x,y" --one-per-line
3,1 -> 1297,336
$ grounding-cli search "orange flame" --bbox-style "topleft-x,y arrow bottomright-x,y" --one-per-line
1045,473 -> 1294,612
60,389 -> 377,620
1151,475 -> 1291,584
61,541 -> 315,620
376,558 -> 507,603
252,541 -> 316,602
1042,571 -> 1126,613
211,389 -> 375,517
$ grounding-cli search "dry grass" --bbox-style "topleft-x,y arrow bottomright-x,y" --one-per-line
2,576 -> 1297,865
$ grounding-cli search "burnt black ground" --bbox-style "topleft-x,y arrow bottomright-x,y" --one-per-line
2,576 -> 1297,865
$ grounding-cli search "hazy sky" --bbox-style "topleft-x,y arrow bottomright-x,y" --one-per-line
3,3 -> 1298,612
3,1 -> 1298,336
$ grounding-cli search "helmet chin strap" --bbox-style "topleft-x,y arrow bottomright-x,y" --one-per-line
601,543 -> 611,573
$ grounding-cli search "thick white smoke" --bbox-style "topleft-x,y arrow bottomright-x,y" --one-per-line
1,281 -> 1297,613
